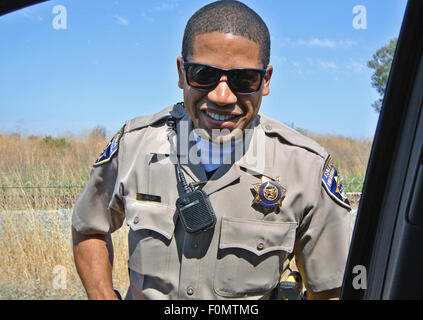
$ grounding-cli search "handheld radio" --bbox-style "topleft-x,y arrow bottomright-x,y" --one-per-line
167,117 -> 217,233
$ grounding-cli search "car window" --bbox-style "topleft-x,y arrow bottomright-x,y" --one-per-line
341,0 -> 423,299
0,0 -> 408,300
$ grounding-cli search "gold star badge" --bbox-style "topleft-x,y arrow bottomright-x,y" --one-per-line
253,176 -> 287,209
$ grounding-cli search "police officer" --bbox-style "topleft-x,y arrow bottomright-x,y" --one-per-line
72,0 -> 353,300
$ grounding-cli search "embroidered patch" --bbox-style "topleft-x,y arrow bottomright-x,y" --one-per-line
322,155 -> 351,210
93,127 -> 124,167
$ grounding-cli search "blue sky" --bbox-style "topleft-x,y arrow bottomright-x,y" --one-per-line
0,0 -> 408,138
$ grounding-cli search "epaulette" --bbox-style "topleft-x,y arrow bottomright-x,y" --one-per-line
259,114 -> 327,159
124,102 -> 186,134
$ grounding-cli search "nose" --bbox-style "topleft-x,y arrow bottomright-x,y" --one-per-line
207,75 -> 237,106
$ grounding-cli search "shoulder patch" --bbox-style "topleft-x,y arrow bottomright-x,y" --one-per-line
93,126 -> 124,167
322,155 -> 351,210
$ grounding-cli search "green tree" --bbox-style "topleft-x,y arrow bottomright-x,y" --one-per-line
367,38 -> 398,113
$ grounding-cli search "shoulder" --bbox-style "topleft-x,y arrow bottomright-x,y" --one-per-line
123,102 -> 186,134
257,113 -> 327,160
93,103 -> 185,167
257,114 -> 352,210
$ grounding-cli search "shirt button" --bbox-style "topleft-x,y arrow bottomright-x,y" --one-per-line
133,216 -> 140,224
187,287 -> 194,296
257,242 -> 265,251
265,124 -> 272,131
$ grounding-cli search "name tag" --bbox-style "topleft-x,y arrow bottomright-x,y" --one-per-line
136,193 -> 161,203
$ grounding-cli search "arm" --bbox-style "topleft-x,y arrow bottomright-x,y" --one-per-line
307,287 -> 340,300
72,226 -> 118,300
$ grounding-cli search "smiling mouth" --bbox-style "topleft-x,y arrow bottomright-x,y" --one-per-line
204,110 -> 240,121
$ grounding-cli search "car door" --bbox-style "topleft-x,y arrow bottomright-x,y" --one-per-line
341,0 -> 423,299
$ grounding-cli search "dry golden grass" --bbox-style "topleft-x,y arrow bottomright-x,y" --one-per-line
0,132 -> 129,299
0,131 -> 106,186
0,129 -> 372,299
307,132 -> 373,180
0,209 -> 129,299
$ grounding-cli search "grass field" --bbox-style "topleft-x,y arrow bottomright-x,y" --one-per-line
0,131 -> 130,299
0,129 -> 372,299
0,209 -> 129,300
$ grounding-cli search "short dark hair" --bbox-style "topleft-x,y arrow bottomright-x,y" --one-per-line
182,0 -> 271,67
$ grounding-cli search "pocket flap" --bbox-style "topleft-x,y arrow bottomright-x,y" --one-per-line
219,217 -> 297,256
126,199 -> 176,240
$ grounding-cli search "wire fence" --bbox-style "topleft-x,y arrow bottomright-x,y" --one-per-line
0,182 -> 84,210
342,177 -> 364,209
0,177 -> 364,210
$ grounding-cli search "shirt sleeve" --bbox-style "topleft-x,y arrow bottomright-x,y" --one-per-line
293,160 -> 354,293
72,130 -> 125,235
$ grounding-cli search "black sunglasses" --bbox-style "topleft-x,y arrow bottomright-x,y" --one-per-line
182,60 -> 267,94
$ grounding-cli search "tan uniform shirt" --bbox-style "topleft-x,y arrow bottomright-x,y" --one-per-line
72,103 -> 354,300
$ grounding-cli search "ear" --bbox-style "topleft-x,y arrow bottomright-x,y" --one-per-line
177,56 -> 184,89
261,65 -> 273,96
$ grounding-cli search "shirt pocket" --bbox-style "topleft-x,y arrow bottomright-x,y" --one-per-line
214,217 -> 297,298
125,199 -> 177,279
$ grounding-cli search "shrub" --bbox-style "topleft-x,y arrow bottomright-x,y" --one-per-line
41,136 -> 68,149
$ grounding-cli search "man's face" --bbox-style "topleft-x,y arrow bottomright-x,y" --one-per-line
177,32 -> 273,143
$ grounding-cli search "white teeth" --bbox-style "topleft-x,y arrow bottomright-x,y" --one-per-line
206,111 -> 236,121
